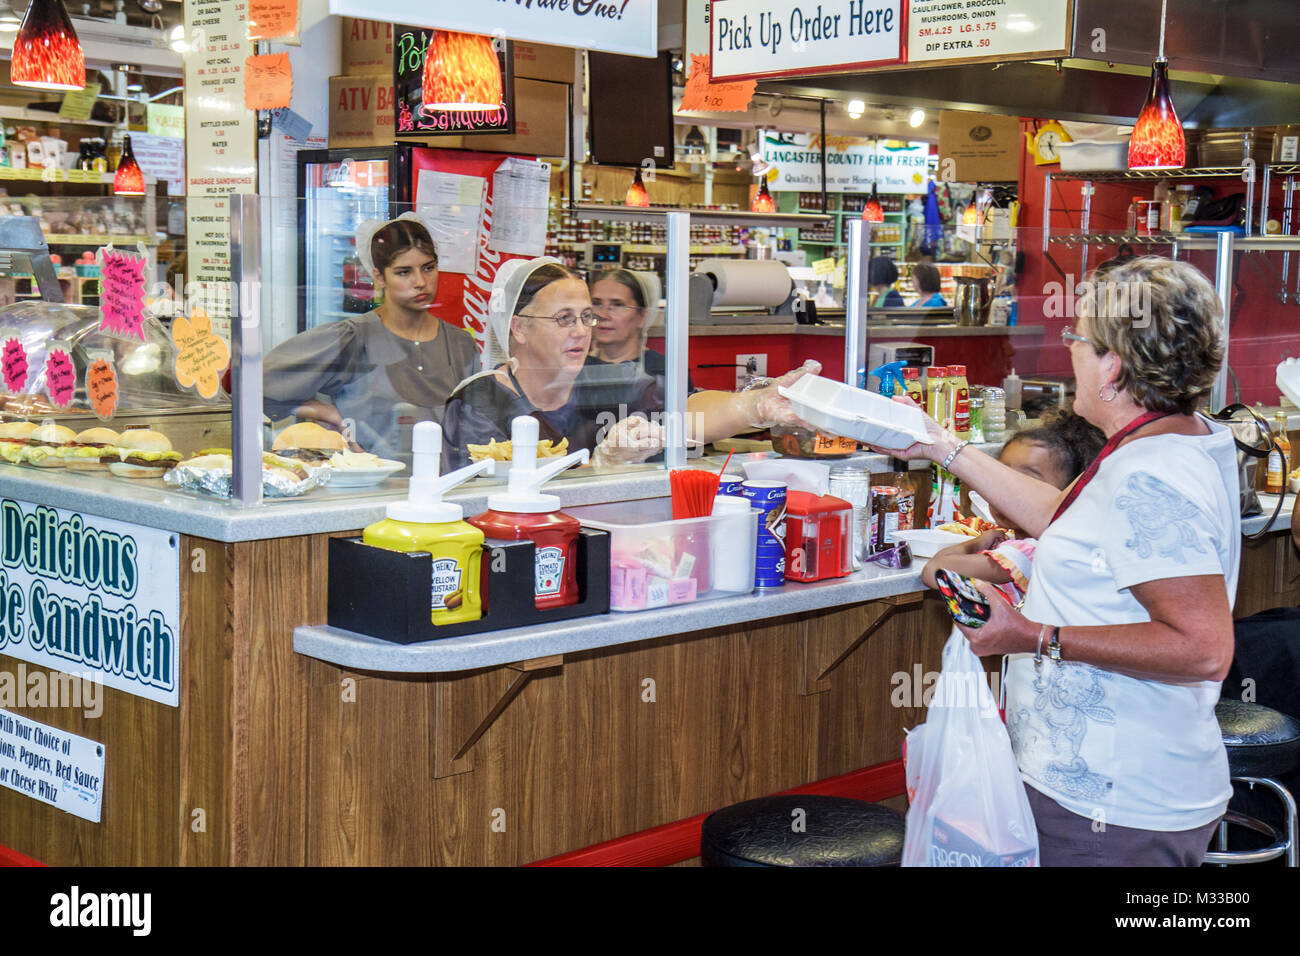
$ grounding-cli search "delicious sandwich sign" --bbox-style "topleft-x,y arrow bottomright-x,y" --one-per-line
0,499 -> 181,708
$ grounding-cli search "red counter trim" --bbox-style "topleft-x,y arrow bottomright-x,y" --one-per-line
0,843 -> 45,866
528,758 -> 906,867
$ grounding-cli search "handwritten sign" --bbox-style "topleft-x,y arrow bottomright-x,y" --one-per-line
98,247 -> 147,341
812,257 -> 836,276
247,0 -> 299,42
678,54 -> 754,114
244,53 -> 293,111
171,309 -> 231,399
394,27 -> 515,137
44,347 -> 76,408
59,82 -> 101,122
86,357 -> 118,420
2,336 -> 28,392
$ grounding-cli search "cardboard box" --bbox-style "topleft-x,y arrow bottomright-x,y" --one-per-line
341,18 -> 393,77
938,110 -> 1021,183
329,74 -> 396,149
512,42 -> 576,84
475,78 -> 569,158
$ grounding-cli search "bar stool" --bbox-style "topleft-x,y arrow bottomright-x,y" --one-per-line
700,795 -> 905,867
1204,699 -> 1299,867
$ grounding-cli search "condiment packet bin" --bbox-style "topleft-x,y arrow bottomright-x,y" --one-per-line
572,499 -> 758,612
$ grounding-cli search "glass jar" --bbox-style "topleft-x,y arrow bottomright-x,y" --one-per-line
968,396 -> 985,444
982,387 -> 1006,441
828,463 -> 874,569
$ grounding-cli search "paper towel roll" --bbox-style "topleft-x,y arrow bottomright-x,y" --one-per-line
694,259 -> 792,308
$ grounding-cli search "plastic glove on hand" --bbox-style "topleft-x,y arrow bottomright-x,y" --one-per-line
746,359 -> 823,428
592,415 -> 665,469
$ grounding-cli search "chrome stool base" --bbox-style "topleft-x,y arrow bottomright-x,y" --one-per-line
1203,776 -> 1297,867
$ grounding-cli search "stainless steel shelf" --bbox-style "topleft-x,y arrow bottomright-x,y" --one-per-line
1049,166 -> 1253,182
1047,233 -> 1218,248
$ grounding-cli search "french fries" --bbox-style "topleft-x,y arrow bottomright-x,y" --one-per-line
467,437 -> 569,462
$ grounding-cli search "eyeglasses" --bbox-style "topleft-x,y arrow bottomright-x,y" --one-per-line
864,542 -> 912,569
517,309 -> 599,329
1061,325 -> 1099,349
591,301 -> 639,316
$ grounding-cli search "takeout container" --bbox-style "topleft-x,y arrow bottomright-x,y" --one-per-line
573,498 -> 758,612
1057,140 -> 1128,172
777,374 -> 934,451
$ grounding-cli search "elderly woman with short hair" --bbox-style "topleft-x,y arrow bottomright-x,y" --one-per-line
879,256 -> 1239,866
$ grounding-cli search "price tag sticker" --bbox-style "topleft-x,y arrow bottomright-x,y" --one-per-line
98,245 -> 148,341
171,308 -> 231,399
84,349 -> 118,420
813,433 -> 858,456
44,339 -> 77,408
0,328 -> 28,393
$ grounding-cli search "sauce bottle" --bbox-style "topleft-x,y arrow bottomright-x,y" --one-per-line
1267,411 -> 1291,495
902,366 -> 923,407
925,366 -> 948,427
363,422 -> 498,625
467,416 -> 591,610
945,364 -> 971,440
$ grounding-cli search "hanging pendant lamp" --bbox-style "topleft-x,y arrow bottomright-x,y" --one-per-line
625,167 -> 649,207
421,31 -> 503,113
751,178 -> 775,213
10,0 -> 84,91
1128,0 -> 1184,170
862,182 -> 885,223
113,135 -> 145,196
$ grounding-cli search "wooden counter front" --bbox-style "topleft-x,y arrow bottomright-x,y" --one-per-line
3,525 -> 1295,866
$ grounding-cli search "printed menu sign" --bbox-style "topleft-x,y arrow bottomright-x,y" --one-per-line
184,0 -> 257,342
709,0 -> 904,81
0,499 -> 182,708
908,0 -> 1071,65
328,0 -> 656,57
395,26 -> 516,137
0,710 -> 106,823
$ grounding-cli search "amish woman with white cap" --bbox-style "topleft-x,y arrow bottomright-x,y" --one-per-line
441,257 -> 818,470
263,213 -> 478,459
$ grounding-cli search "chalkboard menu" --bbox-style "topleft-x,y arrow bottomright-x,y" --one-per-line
394,25 -> 516,137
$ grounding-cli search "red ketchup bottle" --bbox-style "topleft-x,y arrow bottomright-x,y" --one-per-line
467,416 -> 591,610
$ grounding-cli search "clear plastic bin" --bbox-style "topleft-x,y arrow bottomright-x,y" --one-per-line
572,498 -> 759,612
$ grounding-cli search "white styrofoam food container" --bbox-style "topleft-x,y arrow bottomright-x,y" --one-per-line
890,528 -> 974,559
1058,140 -> 1129,172
572,498 -> 758,612
1277,358 -> 1300,410
778,374 -> 933,451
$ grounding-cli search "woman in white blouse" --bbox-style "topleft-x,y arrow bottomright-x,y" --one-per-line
878,257 -> 1239,866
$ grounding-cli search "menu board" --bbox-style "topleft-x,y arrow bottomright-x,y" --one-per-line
394,25 -> 516,137
907,0 -> 1072,66
183,0 -> 258,342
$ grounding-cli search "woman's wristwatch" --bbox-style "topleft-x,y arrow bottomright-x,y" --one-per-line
1047,626 -> 1062,662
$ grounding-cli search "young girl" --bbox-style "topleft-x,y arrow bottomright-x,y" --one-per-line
922,409 -> 1106,605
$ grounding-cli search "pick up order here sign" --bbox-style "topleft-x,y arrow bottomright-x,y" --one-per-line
710,0 -> 904,81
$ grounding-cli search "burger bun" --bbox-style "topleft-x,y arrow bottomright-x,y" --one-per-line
28,423 -> 77,467
273,421 -> 347,454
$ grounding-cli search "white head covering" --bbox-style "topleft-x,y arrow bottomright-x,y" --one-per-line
354,211 -> 436,280
482,255 -> 568,370
592,268 -> 662,367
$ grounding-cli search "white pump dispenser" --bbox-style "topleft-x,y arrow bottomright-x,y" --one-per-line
484,416 -> 590,514
385,421 -> 496,523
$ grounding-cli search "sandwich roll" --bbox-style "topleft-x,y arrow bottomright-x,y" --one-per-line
272,421 -> 348,462
107,429 -> 182,479
62,426 -> 122,472
0,421 -> 38,464
25,423 -> 77,468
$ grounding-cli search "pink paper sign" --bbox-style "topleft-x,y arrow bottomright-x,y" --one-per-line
99,248 -> 148,341
2,337 -> 27,392
45,348 -> 76,407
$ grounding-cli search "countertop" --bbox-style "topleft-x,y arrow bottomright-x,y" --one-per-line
1245,493 -> 1296,537
293,563 -> 924,674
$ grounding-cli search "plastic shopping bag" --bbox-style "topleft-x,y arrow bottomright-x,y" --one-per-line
902,630 -> 1039,867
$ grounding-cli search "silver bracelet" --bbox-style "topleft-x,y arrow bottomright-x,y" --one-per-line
941,439 -> 970,472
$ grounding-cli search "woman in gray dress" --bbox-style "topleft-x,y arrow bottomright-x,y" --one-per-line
264,215 -> 478,460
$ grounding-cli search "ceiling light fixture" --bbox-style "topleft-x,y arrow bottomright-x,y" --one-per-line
0,1 -> 21,33
113,134 -> 145,196
422,30 -> 503,113
751,177 -> 775,213
909,108 -> 925,128
626,167 -> 649,207
847,99 -> 865,120
11,0 -> 84,91
1128,0 -> 1185,170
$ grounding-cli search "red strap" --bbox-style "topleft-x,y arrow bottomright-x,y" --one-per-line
1049,410 -> 1170,525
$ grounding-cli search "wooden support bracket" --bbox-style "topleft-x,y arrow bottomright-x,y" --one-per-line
798,592 -> 923,695
434,655 -> 564,778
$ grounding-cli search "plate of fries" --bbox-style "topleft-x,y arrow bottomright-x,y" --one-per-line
467,437 -> 570,463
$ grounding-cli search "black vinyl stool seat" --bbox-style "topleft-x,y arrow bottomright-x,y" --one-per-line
700,795 -> 904,867
1205,700 -> 1299,867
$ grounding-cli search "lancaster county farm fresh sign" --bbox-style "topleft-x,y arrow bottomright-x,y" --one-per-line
710,0 -> 905,81
0,500 -> 180,708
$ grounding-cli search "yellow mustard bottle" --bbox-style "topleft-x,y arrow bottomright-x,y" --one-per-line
362,421 -> 497,626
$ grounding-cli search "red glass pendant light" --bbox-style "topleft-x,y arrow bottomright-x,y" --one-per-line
625,167 -> 649,207
422,31 -> 503,113
1128,57 -> 1184,170
1127,0 -> 1184,170
113,135 -> 145,196
11,0 -> 84,91
751,178 -> 775,213
862,182 -> 885,223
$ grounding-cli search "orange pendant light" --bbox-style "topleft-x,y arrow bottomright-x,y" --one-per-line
10,0 -> 84,91
751,178 -> 775,213
113,135 -> 145,196
626,167 -> 649,207
1127,0 -> 1184,170
862,182 -> 884,223
421,30 -> 503,113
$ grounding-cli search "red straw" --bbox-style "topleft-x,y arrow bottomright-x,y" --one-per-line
718,449 -> 734,479
670,469 -> 722,519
